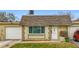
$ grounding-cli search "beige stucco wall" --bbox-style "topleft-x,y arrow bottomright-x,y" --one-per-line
24,26 -> 68,41
28,34 -> 45,39
45,26 -> 49,40
58,26 -> 67,31
0,22 -> 69,41
24,27 -> 29,40
24,26 -> 49,40
58,26 -> 68,41
0,26 -> 5,40
0,24 -> 49,40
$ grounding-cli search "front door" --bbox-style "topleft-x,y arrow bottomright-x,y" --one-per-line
51,27 -> 58,40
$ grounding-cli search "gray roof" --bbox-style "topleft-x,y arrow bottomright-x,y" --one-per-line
72,19 -> 79,24
21,15 -> 71,26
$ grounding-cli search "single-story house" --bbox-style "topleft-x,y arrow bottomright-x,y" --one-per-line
20,15 -> 72,41
0,11 -> 79,41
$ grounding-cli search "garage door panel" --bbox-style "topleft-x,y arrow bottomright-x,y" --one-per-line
6,27 -> 22,39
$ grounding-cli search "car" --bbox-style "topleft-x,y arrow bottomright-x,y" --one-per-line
73,30 -> 79,41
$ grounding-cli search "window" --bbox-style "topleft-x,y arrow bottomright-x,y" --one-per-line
29,26 -> 45,33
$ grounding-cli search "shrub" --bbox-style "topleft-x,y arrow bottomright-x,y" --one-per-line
60,31 -> 70,42
65,37 -> 70,42
60,31 -> 68,37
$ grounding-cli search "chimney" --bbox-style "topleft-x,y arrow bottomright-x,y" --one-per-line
29,10 -> 34,15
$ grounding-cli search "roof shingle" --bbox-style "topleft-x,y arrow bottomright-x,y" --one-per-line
21,15 -> 71,26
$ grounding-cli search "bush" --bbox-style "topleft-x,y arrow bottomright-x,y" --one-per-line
65,37 -> 70,42
60,31 -> 68,37
59,31 -> 70,42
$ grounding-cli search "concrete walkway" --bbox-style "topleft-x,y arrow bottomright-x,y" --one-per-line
21,41 -> 61,43
0,40 -> 21,48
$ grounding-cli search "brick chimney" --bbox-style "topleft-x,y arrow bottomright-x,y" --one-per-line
29,10 -> 34,15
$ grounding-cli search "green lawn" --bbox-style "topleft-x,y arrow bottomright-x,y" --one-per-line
10,42 -> 77,48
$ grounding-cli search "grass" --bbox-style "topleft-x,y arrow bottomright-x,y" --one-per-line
10,42 -> 77,48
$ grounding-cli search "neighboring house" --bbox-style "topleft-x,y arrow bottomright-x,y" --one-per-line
68,19 -> 79,39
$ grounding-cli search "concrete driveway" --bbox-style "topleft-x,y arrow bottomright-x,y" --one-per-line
0,40 -> 20,48
71,40 -> 79,47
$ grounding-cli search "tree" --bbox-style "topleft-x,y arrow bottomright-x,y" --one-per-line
0,12 -> 16,22
57,10 -> 74,19
7,13 -> 15,21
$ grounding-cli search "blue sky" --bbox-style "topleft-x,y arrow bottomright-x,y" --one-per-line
0,10 -> 79,21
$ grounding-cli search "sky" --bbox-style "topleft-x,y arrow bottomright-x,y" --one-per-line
0,10 -> 79,21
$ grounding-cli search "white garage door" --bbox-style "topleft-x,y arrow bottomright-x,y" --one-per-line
6,27 -> 22,39
69,27 -> 79,39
